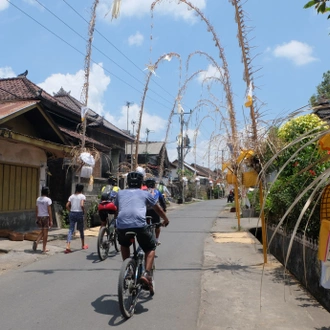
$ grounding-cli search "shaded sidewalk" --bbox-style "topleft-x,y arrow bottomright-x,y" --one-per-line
198,207 -> 330,330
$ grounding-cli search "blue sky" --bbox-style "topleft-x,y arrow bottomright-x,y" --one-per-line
1,0 -> 330,169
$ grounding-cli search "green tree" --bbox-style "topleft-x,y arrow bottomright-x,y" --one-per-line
304,0 -> 330,18
265,114 -> 329,238
310,70 -> 330,105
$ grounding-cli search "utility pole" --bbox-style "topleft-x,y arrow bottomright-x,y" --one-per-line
131,120 -> 136,170
145,128 -> 154,165
126,101 -> 133,133
176,104 -> 191,204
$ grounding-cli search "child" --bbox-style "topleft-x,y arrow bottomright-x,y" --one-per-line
65,183 -> 88,253
34,186 -> 53,253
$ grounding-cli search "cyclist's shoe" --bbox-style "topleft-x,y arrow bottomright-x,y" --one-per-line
140,271 -> 154,295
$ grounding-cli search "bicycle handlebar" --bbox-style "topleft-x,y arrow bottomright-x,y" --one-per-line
146,216 -> 169,228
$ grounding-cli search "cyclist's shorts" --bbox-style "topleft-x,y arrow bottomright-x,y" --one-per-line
117,226 -> 157,252
98,210 -> 108,222
146,209 -> 160,224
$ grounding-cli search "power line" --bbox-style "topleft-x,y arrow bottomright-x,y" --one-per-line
62,0 -> 178,101
6,0 -> 173,111
6,0 -> 218,155
32,0 -> 174,107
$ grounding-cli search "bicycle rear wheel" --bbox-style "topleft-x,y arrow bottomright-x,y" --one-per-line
97,227 -> 110,261
109,219 -> 120,253
118,258 -> 139,319
114,230 -> 120,252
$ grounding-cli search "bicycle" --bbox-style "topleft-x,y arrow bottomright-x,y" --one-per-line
117,217 -> 159,319
97,201 -> 120,261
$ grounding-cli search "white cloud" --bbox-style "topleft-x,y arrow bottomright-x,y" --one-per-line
38,63 -> 110,114
273,40 -> 318,66
104,103 -> 167,137
0,0 -> 9,11
0,66 -> 16,78
99,0 -> 206,23
128,31 -> 144,46
197,64 -> 222,84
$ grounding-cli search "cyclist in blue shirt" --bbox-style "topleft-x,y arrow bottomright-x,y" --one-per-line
145,177 -> 167,246
114,171 -> 169,294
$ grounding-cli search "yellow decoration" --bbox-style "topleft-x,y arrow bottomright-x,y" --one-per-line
244,82 -> 253,108
318,185 -> 330,261
226,172 -> 237,184
242,170 -> 258,188
236,149 -> 254,164
222,162 -> 231,171
318,220 -> 330,261
319,133 -> 330,151
244,96 -> 252,108
321,184 -> 330,220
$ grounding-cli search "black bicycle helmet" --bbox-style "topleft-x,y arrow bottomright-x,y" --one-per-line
127,171 -> 144,188
145,177 -> 156,188
108,176 -> 117,185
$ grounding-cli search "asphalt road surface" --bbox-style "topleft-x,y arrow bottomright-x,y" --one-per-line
0,200 -> 224,330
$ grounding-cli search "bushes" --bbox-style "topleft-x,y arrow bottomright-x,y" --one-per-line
263,114 -> 329,239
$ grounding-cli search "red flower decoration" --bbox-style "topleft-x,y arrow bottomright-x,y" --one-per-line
293,161 -> 299,167
309,170 -> 316,176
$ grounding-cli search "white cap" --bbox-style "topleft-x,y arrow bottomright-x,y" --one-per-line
136,166 -> 146,177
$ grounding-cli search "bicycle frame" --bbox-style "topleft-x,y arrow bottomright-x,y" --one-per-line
118,219 -> 161,319
125,221 -> 156,289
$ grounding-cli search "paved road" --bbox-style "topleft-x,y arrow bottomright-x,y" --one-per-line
0,200 -> 222,330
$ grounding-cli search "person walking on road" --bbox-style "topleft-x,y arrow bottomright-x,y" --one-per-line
65,183 -> 88,253
33,186 -> 53,253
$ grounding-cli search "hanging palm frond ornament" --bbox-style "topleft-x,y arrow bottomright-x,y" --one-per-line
104,0 -> 121,20
144,63 -> 157,76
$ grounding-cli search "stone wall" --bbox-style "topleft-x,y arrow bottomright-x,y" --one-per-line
267,226 -> 330,312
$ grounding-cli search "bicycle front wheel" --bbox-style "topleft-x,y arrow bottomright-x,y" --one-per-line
97,227 -> 110,261
118,258 -> 138,319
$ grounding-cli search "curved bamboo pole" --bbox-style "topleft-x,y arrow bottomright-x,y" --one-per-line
80,0 -> 99,150
230,0 -> 266,260
230,0 -> 259,148
158,69 -> 205,177
134,52 -> 181,169
151,0 -> 239,157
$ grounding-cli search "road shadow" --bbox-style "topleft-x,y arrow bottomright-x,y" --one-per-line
86,251 -> 120,263
91,293 -> 151,326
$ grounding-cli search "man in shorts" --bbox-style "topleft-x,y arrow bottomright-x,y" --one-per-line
114,171 -> 170,294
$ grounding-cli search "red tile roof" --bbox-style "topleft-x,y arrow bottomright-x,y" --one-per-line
0,77 -> 77,115
0,100 -> 39,120
0,77 -> 132,140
